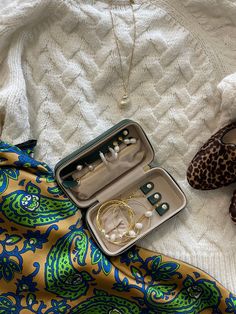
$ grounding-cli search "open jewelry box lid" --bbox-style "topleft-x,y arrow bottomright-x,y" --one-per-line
54,119 -> 155,209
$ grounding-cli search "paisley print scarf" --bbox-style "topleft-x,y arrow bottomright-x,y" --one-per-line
0,140 -> 235,314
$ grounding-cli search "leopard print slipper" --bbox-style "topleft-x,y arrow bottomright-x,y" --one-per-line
230,189 -> 236,223
187,121 -> 236,190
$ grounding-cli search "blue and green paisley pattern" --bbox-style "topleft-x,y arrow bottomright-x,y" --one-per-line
226,294 -> 236,313
146,276 -> 221,313
1,181 -> 77,227
0,168 -> 19,195
45,225 -> 92,300
70,289 -> 142,314
90,239 -> 112,276
0,140 -> 235,313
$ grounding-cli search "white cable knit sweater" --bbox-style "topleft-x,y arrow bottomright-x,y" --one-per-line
0,0 -> 236,293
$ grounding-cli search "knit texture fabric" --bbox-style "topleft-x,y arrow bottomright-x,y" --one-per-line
0,0 -> 236,292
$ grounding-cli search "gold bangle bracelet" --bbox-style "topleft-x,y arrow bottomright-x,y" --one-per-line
96,200 -> 135,245
96,197 -> 156,246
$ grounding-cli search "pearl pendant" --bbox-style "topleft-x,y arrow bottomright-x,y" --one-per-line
120,94 -> 131,108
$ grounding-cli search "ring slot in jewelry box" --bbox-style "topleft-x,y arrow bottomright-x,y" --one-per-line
55,119 -> 187,256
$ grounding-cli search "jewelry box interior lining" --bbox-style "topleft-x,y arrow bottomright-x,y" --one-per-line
87,168 -> 186,256
71,138 -> 145,200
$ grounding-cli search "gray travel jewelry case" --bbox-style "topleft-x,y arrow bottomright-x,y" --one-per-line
55,119 -> 187,256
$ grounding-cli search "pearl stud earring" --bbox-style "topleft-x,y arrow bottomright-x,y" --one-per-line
124,137 -> 136,145
88,165 -> 94,171
123,129 -> 129,136
129,138 -> 136,144
155,202 -> 170,216
148,192 -> 162,205
140,182 -> 154,194
85,163 -> 94,171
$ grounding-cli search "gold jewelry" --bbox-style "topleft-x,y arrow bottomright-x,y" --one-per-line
96,200 -> 135,245
127,197 -> 156,226
109,0 -> 136,108
96,196 -> 155,246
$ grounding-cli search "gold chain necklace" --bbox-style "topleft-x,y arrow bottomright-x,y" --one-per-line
109,0 -> 136,108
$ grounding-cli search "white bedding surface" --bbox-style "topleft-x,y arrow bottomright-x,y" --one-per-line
0,0 -> 236,293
